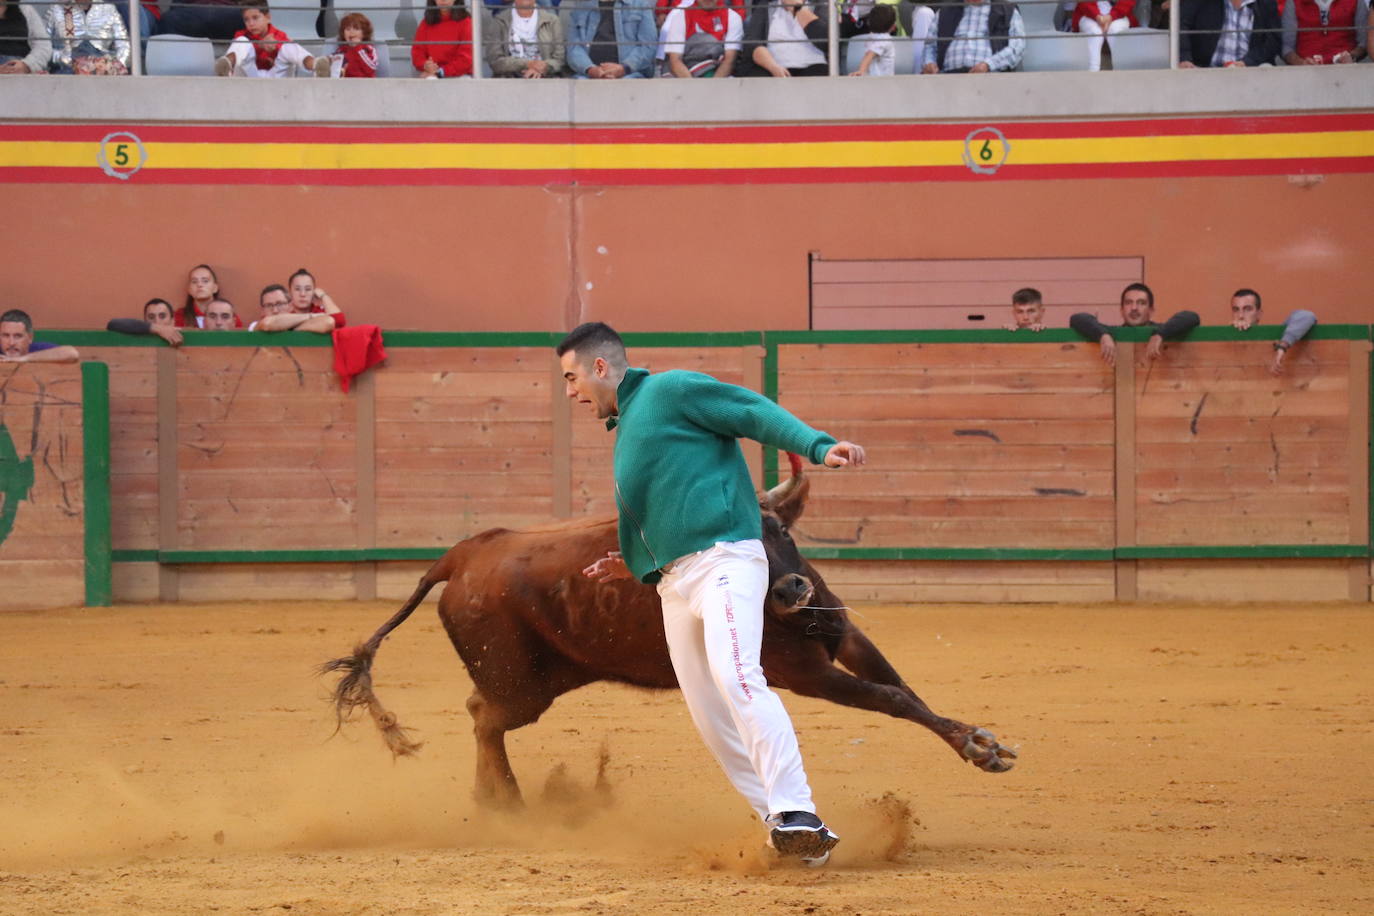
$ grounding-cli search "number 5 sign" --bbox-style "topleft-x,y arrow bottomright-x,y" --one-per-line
962,126 -> 1010,176
97,131 -> 147,181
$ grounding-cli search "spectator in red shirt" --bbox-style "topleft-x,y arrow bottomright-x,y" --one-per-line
252,284 -> 335,334
287,268 -> 347,329
335,12 -> 379,77
413,0 -> 473,78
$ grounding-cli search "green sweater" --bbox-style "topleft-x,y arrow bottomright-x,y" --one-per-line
607,368 -> 838,584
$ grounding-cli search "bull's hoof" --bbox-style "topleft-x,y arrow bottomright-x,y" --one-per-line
960,727 -> 1018,773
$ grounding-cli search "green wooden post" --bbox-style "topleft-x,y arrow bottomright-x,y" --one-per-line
82,361 -> 112,607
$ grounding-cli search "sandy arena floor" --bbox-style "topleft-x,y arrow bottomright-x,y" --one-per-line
0,599 -> 1369,915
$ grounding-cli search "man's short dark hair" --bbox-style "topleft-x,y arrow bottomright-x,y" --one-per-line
556,322 -> 627,367
209,298 -> 236,312
0,309 -> 32,333
260,283 -> 288,304
1012,287 -> 1042,306
1232,288 -> 1262,311
240,0 -> 269,12
866,3 -> 896,33
144,298 -> 172,318
1121,283 -> 1154,308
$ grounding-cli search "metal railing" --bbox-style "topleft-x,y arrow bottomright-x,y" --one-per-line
12,0 -> 1368,78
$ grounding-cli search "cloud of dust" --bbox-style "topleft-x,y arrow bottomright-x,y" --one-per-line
0,738 -> 921,872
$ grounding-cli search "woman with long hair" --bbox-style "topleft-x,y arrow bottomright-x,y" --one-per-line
413,0 -> 472,78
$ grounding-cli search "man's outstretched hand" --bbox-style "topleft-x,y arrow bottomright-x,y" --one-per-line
583,551 -> 632,582
824,441 -> 866,468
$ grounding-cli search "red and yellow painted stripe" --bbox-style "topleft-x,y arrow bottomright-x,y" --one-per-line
0,114 -> 1370,185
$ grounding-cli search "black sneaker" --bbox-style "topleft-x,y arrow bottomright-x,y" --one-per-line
768,811 -> 840,860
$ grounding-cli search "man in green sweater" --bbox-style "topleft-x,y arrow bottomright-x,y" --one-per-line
557,322 -> 866,864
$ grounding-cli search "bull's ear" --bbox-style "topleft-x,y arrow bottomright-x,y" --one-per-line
761,472 -> 811,528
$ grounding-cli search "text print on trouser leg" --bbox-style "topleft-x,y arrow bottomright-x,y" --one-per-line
719,573 -> 753,702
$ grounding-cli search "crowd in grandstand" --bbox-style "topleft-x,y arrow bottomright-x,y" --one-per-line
0,0 -> 1366,76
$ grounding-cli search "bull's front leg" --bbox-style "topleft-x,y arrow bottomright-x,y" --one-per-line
817,625 -> 1017,773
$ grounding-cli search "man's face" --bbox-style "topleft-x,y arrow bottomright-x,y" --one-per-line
1120,290 -> 1153,327
144,302 -> 174,326
205,301 -> 236,330
1230,294 -> 1261,330
242,8 -> 271,38
0,320 -> 32,357
260,289 -> 291,317
560,350 -> 617,420
1012,300 -> 1044,329
188,267 -> 217,303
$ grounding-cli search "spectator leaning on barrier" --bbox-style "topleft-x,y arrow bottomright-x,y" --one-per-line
567,0 -> 657,79
922,0 -> 1024,74
662,0 -> 743,77
1228,288 -> 1318,376
252,284 -> 335,333
45,0 -> 130,74
0,309 -> 80,364
106,298 -> 186,347
216,0 -> 331,77
1069,283 -> 1200,367
414,0 -> 475,78
1179,0 -> 1282,68
204,298 -> 238,330
157,0 -> 244,43
0,0 -> 53,74
1005,287 -> 1046,332
744,0 -> 831,77
287,268 -> 347,329
1282,0 -> 1367,65
849,2 -> 896,75
1070,0 -> 1135,72
486,0 -> 565,77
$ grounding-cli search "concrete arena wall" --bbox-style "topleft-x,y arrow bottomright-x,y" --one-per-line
1,70 -> 1371,333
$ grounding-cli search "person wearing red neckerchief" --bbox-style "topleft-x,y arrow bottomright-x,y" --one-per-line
214,0 -> 331,77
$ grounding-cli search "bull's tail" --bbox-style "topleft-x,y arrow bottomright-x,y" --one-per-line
318,551 -> 459,757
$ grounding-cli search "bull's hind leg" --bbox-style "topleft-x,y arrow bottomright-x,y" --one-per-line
466,690 -> 526,808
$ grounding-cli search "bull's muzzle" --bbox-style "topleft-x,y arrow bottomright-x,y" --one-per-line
770,573 -> 814,613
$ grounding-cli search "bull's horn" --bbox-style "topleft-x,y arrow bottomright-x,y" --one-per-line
763,453 -> 804,505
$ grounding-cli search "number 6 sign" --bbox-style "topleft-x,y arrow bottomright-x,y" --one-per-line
97,131 -> 147,181
962,126 -> 1010,176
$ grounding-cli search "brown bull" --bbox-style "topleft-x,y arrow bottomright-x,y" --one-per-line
323,465 -> 1016,807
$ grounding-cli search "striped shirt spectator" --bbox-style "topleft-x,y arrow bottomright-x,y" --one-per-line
922,0 -> 1024,73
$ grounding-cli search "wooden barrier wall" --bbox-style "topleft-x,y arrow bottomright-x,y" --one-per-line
0,364 -> 90,610
14,328 -> 1372,608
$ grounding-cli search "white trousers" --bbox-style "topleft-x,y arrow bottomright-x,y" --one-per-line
227,37 -> 312,77
655,539 -> 815,821
1079,17 -> 1131,71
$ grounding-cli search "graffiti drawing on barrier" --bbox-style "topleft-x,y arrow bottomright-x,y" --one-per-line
0,424 -> 35,548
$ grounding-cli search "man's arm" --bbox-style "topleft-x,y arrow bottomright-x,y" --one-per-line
255,314 -> 335,334
985,9 -> 1025,71
3,345 -> 80,364
1070,312 -> 1118,366
619,1 -> 658,76
1278,309 -> 1318,347
1069,312 -> 1112,342
106,318 -> 183,347
1155,310 -> 1200,340
673,372 -> 839,465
